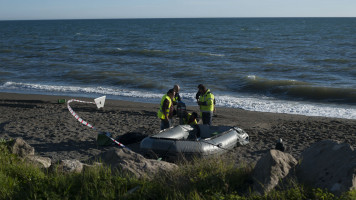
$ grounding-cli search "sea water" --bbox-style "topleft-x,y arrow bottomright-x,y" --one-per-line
0,18 -> 355,119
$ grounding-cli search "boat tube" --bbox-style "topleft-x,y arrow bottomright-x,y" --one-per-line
140,125 -> 249,160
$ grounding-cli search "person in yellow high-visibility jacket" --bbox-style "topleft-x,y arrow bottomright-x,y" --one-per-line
182,112 -> 198,125
172,84 -> 181,105
172,84 -> 181,116
196,84 -> 215,125
157,89 -> 175,130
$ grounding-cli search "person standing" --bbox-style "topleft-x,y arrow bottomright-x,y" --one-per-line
157,89 -> 175,130
171,84 -> 182,116
172,84 -> 181,105
196,84 -> 215,125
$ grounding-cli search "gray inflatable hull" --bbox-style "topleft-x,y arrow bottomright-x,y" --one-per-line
140,125 -> 249,160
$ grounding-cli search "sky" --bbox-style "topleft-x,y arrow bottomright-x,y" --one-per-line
0,0 -> 355,20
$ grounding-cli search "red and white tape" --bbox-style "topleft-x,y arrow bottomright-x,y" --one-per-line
67,98 -> 129,149
67,99 -> 95,128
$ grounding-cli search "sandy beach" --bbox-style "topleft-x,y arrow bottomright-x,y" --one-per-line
0,92 -> 355,164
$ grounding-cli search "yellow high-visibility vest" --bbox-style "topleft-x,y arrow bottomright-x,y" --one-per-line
172,93 -> 180,104
183,113 -> 198,125
198,89 -> 214,112
157,94 -> 172,120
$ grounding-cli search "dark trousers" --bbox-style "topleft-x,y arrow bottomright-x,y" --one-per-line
160,119 -> 171,130
202,112 -> 213,125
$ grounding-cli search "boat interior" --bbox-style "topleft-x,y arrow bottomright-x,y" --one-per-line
152,125 -> 232,141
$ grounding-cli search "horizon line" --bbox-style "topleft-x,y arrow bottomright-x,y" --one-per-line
1,16 -> 356,22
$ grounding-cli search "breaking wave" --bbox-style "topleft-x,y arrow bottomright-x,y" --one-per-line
1,81 -> 356,120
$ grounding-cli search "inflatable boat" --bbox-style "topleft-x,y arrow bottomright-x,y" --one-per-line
140,125 -> 249,160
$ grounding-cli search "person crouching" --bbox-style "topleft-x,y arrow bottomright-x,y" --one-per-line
183,111 -> 198,125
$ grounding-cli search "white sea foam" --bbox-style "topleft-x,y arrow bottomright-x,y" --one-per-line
0,82 -> 162,99
212,95 -> 356,120
207,53 -> 225,57
1,82 -> 356,120
199,52 -> 225,57
247,75 -> 256,80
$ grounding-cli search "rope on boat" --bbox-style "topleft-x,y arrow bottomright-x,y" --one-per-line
67,98 -> 130,150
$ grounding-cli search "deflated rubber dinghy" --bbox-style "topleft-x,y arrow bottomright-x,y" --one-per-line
140,125 -> 249,160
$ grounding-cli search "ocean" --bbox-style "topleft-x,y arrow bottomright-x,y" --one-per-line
0,18 -> 355,119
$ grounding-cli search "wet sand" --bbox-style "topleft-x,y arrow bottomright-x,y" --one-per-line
0,92 -> 355,164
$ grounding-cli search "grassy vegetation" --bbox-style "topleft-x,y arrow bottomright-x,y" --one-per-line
1,139 -> 356,200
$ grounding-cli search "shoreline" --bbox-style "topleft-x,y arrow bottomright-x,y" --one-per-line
1,92 -> 355,164
2,86 -> 356,120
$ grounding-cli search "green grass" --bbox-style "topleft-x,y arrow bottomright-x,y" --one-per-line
1,139 -> 356,200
